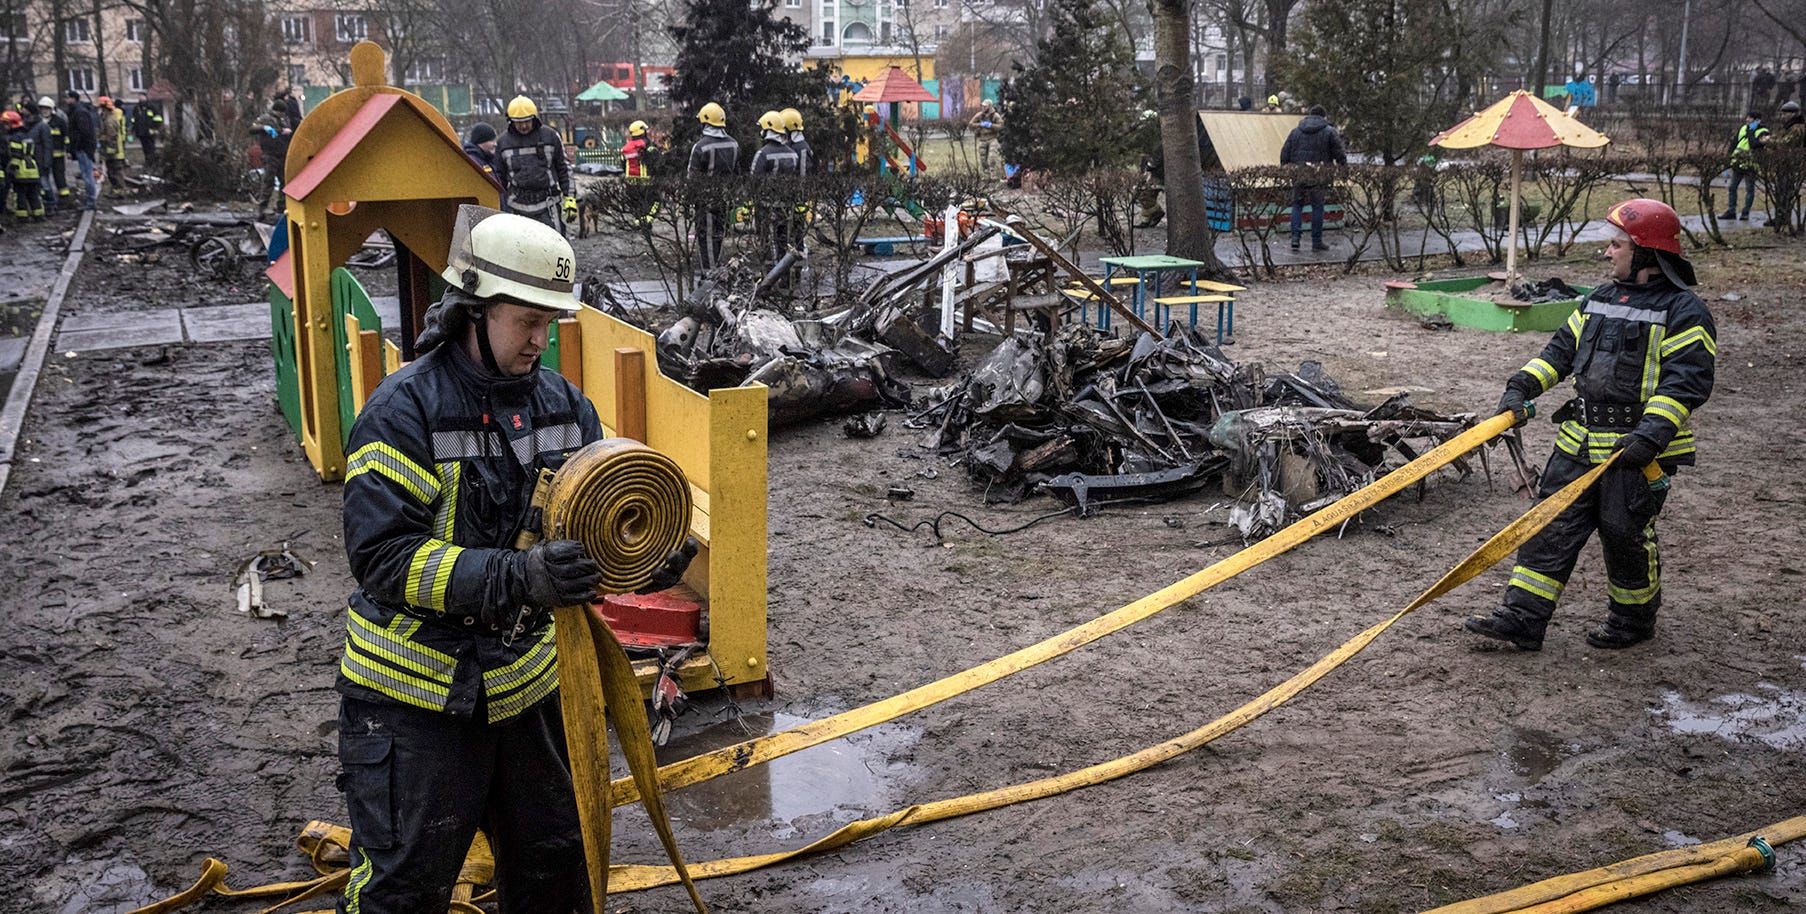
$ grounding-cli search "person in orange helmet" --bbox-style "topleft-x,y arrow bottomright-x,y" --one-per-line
1468,198 -> 1716,653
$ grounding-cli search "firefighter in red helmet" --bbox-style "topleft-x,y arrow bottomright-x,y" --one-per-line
1467,198 -> 1716,652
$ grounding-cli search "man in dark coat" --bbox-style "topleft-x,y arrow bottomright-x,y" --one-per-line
1279,104 -> 1347,252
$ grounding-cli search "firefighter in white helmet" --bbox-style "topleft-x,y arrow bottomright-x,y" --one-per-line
493,95 -> 577,236
333,205 -> 692,911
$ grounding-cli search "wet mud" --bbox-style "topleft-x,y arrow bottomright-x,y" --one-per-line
2,235 -> 1804,913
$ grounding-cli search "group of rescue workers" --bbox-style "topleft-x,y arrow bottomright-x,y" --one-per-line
460,96 -> 816,271
3,90 -> 160,222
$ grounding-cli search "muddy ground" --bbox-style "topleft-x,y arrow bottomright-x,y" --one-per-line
2,216 -> 1804,914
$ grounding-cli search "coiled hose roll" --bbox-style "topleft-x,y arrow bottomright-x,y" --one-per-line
543,438 -> 693,594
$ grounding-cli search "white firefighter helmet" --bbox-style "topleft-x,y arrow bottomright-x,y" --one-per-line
441,205 -> 578,312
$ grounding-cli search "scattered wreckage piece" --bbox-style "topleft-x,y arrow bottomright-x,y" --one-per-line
911,323 -> 1498,533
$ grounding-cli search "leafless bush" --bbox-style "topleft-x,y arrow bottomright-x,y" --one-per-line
1039,168 -> 1145,257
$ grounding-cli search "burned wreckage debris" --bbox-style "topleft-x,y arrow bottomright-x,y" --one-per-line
649,228 -> 1007,426
909,324 -> 1486,536
636,240 -> 1493,538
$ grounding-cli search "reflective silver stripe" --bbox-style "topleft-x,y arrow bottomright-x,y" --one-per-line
433,430 -> 494,461
341,650 -> 451,710
508,195 -> 556,213
470,252 -> 574,294
488,667 -> 559,723
434,461 -> 461,540
1582,301 -> 1665,323
348,611 -> 458,680
533,422 -> 585,456
485,627 -> 560,722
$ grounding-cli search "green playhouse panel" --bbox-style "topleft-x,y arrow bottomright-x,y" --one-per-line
1385,276 -> 1589,333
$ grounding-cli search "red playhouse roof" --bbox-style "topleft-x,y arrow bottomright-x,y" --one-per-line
1430,90 -> 1609,151
851,66 -> 939,104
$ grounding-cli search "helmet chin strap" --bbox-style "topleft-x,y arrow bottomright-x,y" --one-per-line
469,306 -> 507,376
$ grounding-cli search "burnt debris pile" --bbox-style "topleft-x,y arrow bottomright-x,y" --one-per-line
910,324 -> 1477,534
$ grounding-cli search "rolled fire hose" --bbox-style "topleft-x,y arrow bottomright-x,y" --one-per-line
536,438 -> 708,914
541,437 -> 693,594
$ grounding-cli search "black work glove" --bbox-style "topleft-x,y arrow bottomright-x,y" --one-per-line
1496,374 -> 1536,428
1496,389 -> 1530,427
1613,433 -> 1661,471
636,536 -> 700,594
521,539 -> 603,610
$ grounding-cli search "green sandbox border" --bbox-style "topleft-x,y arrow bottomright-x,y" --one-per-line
1384,276 -> 1587,333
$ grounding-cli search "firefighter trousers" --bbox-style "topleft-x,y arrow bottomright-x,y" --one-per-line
335,694 -> 589,914
1496,449 -> 1669,637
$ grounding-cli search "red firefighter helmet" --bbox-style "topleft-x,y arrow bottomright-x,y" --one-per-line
1606,198 -> 1683,255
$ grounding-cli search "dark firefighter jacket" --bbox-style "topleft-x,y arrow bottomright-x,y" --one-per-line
749,138 -> 799,176
786,134 -> 814,176
688,126 -> 739,176
46,110 -> 67,161
336,340 -> 603,723
494,118 -> 572,203
1509,278 -> 1716,469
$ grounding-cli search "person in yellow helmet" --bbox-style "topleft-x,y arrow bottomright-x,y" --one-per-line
1263,94 -> 1283,112
493,95 -> 576,236
687,101 -> 738,271
779,107 -> 812,176
751,110 -> 800,268
621,119 -> 659,228
96,96 -> 129,192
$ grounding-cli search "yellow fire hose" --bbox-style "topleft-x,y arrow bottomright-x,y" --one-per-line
610,411 -> 1523,808
597,445 -> 1622,893
532,438 -> 708,914
1425,816 -> 1804,913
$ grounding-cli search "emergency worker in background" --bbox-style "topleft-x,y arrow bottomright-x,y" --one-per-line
621,119 -> 658,227
251,98 -> 293,219
750,110 -> 800,266
39,97 -> 66,212
1468,199 -> 1716,652
494,96 -> 576,236
5,109 -> 46,221
780,107 -> 813,252
1721,110 -> 1769,222
97,97 -> 129,191
687,101 -> 738,271
968,100 -> 1000,176
131,93 -> 163,167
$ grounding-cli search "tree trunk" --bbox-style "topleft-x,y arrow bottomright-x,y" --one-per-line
1152,0 -> 1230,278
1531,0 -> 1554,98
1261,0 -> 1295,98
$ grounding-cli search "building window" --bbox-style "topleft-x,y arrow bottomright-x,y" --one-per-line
2,12 -> 27,40
287,64 -> 307,88
335,14 -> 367,43
785,0 -> 800,7
125,19 -> 147,42
935,0 -> 947,7
67,67 -> 96,92
128,67 -> 145,92
404,59 -> 442,83
821,21 -> 835,44
843,22 -> 873,45
934,24 -> 947,39
282,15 -> 311,45
880,21 -> 891,43
63,17 -> 91,43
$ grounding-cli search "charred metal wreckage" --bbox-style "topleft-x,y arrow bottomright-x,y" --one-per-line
628,235 -> 1512,538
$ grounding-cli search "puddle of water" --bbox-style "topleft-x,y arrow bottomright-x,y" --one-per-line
1499,726 -> 1573,786
1663,830 -> 1703,848
1490,811 -> 1520,830
1653,685 -> 1806,750
658,711 -> 921,833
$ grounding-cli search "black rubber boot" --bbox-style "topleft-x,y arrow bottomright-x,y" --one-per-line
1586,617 -> 1654,649
1464,611 -> 1545,651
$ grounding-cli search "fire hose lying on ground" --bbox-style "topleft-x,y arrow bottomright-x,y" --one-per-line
131,415 -> 1798,914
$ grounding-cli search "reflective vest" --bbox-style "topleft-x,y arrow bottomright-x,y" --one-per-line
1515,280 -> 1717,468
6,133 -> 40,181
47,114 -> 65,161
622,136 -> 649,179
